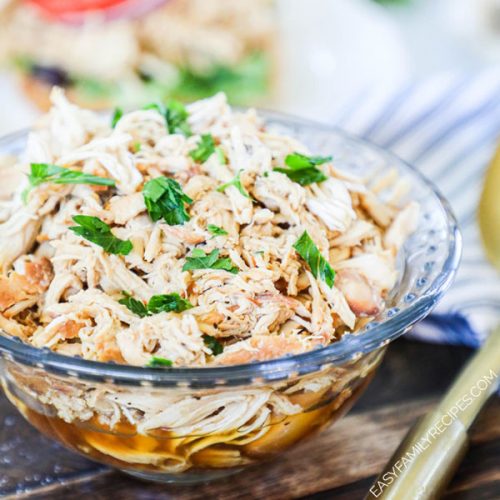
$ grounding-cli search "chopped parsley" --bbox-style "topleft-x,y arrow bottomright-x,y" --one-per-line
23,163 -> 115,202
132,141 -> 142,153
182,248 -> 239,274
216,170 -> 251,199
207,224 -> 228,237
119,292 -> 148,317
143,100 -> 192,136
189,134 -> 216,163
273,152 -> 331,186
142,177 -> 192,225
119,292 -> 193,317
293,231 -> 335,287
148,294 -> 193,314
216,147 -> 227,164
111,107 -> 123,128
203,334 -> 224,355
147,356 -> 173,368
69,215 -> 132,255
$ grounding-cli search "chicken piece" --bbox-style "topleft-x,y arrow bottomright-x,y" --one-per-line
0,208 -> 41,272
384,201 -> 420,253
306,178 -> 357,232
193,269 -> 298,338
318,281 -> 356,330
335,269 -> 383,317
253,171 -> 305,224
359,191 -> 395,228
116,313 -> 207,367
334,253 -> 397,293
0,257 -> 53,317
330,219 -> 378,248
107,193 -> 146,225
215,335 -> 309,365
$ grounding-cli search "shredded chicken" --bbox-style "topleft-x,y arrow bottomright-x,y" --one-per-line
0,89 -> 418,367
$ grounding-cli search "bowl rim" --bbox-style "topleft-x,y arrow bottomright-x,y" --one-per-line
0,111 -> 462,387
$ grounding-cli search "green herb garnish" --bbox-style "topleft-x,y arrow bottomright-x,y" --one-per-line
143,100 -> 191,136
293,231 -> 335,287
120,292 -> 193,317
147,356 -> 173,368
203,334 -> 224,355
119,292 -> 149,317
132,141 -> 142,153
111,107 -> 123,128
216,170 -> 251,199
69,215 -> 132,255
273,152 -> 331,186
182,248 -> 238,274
23,163 -> 115,202
189,134 -> 216,163
207,224 -> 228,237
143,177 -> 192,225
216,147 -> 227,164
148,294 -> 193,314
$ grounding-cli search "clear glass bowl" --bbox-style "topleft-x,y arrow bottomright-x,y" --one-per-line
0,113 -> 461,484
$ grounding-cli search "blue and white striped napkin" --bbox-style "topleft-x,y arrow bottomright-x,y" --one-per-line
331,70 -> 500,347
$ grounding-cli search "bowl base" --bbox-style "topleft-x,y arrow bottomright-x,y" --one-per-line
120,466 -> 244,485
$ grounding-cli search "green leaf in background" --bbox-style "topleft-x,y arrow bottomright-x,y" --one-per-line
293,231 -> 335,287
143,177 -> 192,225
172,52 -> 269,104
69,215 -> 132,255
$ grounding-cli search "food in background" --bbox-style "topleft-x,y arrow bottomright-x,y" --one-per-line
0,0 -> 276,109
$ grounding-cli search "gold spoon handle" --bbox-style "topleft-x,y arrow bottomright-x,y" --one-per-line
366,326 -> 500,500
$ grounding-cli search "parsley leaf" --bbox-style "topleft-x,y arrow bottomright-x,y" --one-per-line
143,100 -> 192,136
69,215 -> 133,255
143,177 -> 192,225
284,153 -> 332,169
120,291 -> 193,316
132,141 -> 142,153
147,294 -> 193,314
216,170 -> 251,199
182,248 -> 238,274
24,163 -> 115,201
293,231 -> 335,287
207,224 -> 228,237
216,147 -> 227,164
203,334 -> 224,355
189,134 -> 216,163
147,356 -> 173,368
273,152 -> 331,186
119,292 -> 148,317
111,107 -> 123,128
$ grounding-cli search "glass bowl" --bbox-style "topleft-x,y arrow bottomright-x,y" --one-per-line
0,113 -> 461,484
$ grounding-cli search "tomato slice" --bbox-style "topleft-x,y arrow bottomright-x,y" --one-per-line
26,0 -> 167,22
28,0 -> 126,14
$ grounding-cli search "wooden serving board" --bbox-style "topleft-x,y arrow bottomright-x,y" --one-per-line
1,340 -> 499,499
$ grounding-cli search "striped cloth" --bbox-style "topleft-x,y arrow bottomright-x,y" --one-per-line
331,70 -> 500,347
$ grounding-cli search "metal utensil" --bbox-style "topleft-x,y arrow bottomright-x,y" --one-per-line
366,146 -> 500,500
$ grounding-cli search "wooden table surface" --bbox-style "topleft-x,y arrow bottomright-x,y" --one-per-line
1,339 -> 499,499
